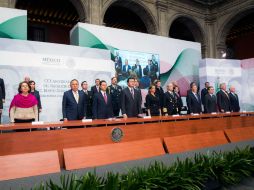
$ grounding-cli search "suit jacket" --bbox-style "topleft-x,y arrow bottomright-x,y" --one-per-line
0,78 -> 5,109
82,90 -> 93,118
115,56 -> 122,65
31,90 -> 42,109
135,87 -> 142,104
132,65 -> 142,78
115,60 -> 122,73
145,93 -> 160,116
122,65 -> 131,73
163,91 -> 178,115
204,94 -> 217,113
175,92 -> 183,114
186,92 -> 202,114
151,60 -> 159,72
143,65 -> 156,76
229,92 -> 240,112
62,90 -> 87,120
91,85 -> 100,96
155,86 -> 164,108
201,88 -> 208,105
121,87 -> 142,117
216,90 -> 231,112
92,91 -> 113,119
122,65 -> 131,78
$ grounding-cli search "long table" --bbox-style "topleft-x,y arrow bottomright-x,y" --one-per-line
0,112 -> 253,132
0,112 -> 253,168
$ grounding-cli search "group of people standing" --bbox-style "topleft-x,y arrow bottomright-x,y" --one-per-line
62,77 -> 143,121
0,76 -> 240,125
115,52 -> 159,84
63,77 -> 183,121
147,81 -> 240,117
201,82 -> 240,113
186,81 -> 240,115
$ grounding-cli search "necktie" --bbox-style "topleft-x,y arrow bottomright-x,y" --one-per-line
131,88 -> 134,99
103,92 -> 107,104
232,93 -> 237,99
194,93 -> 199,102
74,91 -> 79,103
224,91 -> 229,99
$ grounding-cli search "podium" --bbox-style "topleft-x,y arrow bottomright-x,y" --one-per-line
0,112 -> 253,180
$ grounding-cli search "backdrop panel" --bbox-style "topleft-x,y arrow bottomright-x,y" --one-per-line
70,23 -> 201,96
0,38 -> 110,60
241,58 -> 254,111
0,7 -> 27,40
199,58 -> 254,112
0,51 -> 114,123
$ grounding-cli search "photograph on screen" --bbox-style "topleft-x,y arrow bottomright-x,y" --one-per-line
114,49 -> 160,89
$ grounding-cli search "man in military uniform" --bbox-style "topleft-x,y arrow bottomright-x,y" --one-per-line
163,82 -> 178,115
81,81 -> 93,119
107,77 -> 122,117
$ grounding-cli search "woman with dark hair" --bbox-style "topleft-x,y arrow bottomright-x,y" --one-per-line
145,85 -> 161,116
174,85 -> 183,114
9,81 -> 38,123
29,80 -> 42,116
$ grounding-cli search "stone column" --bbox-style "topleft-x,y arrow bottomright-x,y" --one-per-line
204,16 -> 217,58
87,0 -> 102,25
0,0 -> 15,8
156,0 -> 169,37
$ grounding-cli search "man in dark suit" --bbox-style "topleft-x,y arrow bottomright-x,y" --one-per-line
91,79 -> 100,96
155,80 -> 164,111
107,77 -> 122,117
122,59 -> 131,79
163,82 -> 178,115
134,78 -> 142,103
115,56 -> 123,81
201,82 -> 210,106
115,51 -> 122,66
143,59 -> 157,83
229,86 -> 240,112
151,54 -> 159,73
81,81 -> 93,119
204,86 -> 217,113
132,59 -> 142,79
186,84 -> 202,114
216,83 -> 231,112
187,82 -> 197,96
62,79 -> 87,121
0,78 -> 5,124
93,80 -> 113,119
121,77 -> 142,118
115,57 -> 122,75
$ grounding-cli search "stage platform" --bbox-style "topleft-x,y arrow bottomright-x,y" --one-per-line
0,140 -> 253,190
0,112 -> 253,184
